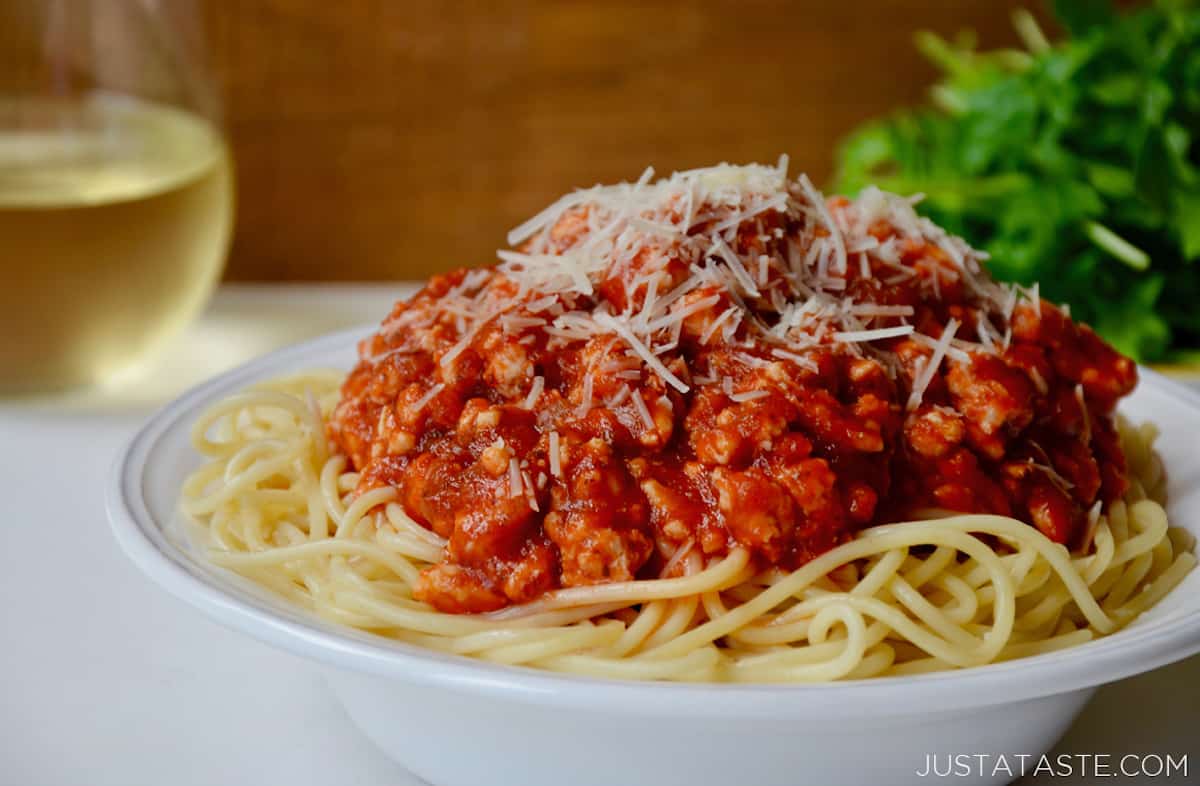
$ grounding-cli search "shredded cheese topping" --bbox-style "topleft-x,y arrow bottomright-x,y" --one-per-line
380,161 -> 1040,414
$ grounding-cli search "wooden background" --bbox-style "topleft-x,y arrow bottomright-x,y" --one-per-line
204,1 -> 1055,281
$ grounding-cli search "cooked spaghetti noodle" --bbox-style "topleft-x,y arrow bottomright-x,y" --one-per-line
181,371 -> 1195,682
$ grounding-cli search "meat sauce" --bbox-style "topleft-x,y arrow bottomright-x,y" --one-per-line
328,171 -> 1137,613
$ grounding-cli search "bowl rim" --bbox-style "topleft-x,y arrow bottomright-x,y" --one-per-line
106,325 -> 1200,719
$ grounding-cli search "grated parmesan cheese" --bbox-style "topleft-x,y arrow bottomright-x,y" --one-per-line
906,319 -> 960,410
630,388 -> 655,431
411,383 -> 445,413
520,470 -> 538,511
770,347 -> 819,372
833,325 -> 915,343
548,431 -> 562,478
909,331 -> 972,365
645,294 -> 722,333
729,388 -> 770,403
523,376 -> 545,409
508,458 -> 522,498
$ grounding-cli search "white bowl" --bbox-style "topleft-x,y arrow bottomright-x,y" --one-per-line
107,327 -> 1200,786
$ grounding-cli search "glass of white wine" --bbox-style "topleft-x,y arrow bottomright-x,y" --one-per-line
0,0 -> 234,394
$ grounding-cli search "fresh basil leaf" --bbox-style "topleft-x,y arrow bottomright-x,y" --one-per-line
1089,73 -> 1143,105
1085,161 -> 1136,197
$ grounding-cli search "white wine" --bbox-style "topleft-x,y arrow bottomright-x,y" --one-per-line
0,92 -> 233,393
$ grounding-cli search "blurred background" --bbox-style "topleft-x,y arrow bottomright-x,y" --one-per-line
203,1 -> 1059,282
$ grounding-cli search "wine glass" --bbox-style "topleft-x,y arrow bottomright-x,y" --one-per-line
0,0 -> 234,394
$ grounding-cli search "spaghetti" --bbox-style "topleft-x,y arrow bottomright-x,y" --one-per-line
181,163 -> 1196,682
181,372 -> 1195,682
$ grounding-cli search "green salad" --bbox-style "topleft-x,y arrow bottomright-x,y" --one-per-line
834,0 -> 1200,362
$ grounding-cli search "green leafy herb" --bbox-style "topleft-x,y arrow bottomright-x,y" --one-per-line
834,0 -> 1200,362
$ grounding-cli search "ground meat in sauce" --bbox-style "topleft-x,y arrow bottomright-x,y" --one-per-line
328,170 -> 1138,613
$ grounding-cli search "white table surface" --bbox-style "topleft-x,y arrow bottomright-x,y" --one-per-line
2,284 -> 1196,786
